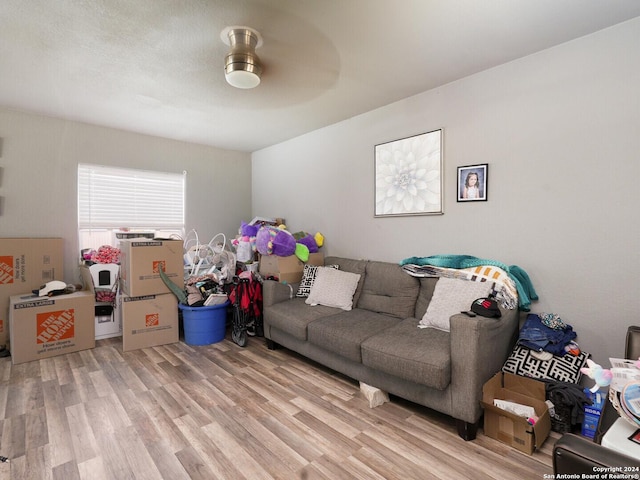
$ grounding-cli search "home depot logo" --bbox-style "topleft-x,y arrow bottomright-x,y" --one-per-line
146,313 -> 159,327
152,261 -> 166,274
0,256 -> 14,285
36,309 -> 75,344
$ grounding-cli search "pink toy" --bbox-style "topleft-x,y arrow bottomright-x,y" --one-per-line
580,359 -> 613,393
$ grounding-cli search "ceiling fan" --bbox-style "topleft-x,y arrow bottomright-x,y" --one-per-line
221,26 -> 263,89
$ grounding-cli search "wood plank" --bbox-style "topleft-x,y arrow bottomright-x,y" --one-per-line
143,439 -> 191,480
211,404 -> 307,478
42,380 -> 75,468
135,389 -> 190,453
77,453 -> 108,480
173,414 -> 246,479
174,445 -> 218,480
65,403 -> 98,463
52,460 -> 81,480
1,414 -> 25,459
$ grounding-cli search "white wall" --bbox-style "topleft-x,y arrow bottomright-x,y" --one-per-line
252,18 -> 640,364
0,108 -> 252,283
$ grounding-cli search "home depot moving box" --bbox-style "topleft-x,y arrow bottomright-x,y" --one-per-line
259,252 -> 324,283
9,291 -> 95,364
119,239 -> 183,297
481,372 -> 551,455
118,293 -> 178,352
0,238 -> 64,349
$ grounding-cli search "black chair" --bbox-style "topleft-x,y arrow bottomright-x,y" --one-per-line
553,326 -> 640,473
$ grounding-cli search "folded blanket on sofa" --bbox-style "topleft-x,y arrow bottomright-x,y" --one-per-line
401,263 -> 518,310
400,254 -> 538,311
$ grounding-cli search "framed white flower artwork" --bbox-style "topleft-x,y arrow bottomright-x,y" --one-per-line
374,129 -> 443,217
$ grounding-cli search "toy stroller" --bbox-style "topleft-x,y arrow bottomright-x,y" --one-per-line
228,273 -> 263,347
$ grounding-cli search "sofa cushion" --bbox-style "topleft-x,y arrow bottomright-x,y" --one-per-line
307,309 -> 398,363
296,264 -> 339,298
361,318 -> 451,390
265,298 -> 343,341
419,277 -> 493,332
306,268 -> 361,310
324,256 -> 367,305
357,261 -> 419,319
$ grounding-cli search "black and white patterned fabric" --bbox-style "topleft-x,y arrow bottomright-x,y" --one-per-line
295,264 -> 339,298
502,345 -> 589,384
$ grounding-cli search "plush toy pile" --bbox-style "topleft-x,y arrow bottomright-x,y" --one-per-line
232,221 -> 324,263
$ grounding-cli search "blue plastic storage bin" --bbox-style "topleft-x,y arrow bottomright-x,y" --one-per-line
179,301 -> 230,346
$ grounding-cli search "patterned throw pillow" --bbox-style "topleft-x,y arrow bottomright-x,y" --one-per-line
502,345 -> 590,384
305,268 -> 361,310
296,264 -> 339,298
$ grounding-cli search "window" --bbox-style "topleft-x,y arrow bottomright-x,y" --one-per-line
78,164 -> 185,251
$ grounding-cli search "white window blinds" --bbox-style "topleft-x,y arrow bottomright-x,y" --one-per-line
78,164 -> 185,230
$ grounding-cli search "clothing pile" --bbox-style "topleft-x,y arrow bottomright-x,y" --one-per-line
515,312 -> 590,433
517,313 -> 581,360
543,379 -> 592,433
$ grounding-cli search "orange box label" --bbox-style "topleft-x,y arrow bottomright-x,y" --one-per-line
152,260 -> 166,274
36,309 -> 75,344
0,256 -> 14,284
145,313 -> 159,327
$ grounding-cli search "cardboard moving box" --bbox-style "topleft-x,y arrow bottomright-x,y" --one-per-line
259,252 -> 324,284
9,291 -> 95,365
119,293 -> 178,352
119,239 -> 184,297
481,372 -> 551,455
0,238 -> 64,349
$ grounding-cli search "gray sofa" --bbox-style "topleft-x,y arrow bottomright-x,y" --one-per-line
262,256 -> 519,440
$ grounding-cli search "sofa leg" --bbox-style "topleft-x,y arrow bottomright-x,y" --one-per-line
456,419 -> 478,441
265,339 -> 279,350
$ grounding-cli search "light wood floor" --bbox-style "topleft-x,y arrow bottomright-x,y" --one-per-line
0,333 -> 557,479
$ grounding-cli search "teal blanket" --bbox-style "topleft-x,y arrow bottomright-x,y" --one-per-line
400,255 -> 538,311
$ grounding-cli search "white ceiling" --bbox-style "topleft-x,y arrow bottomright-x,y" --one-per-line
2,1 -> 640,152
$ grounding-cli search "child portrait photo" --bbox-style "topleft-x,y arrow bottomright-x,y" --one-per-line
457,164 -> 488,202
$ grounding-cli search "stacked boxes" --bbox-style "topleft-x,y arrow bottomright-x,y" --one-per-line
0,238 -> 64,350
117,293 -> 178,352
9,291 -> 95,364
118,239 -> 182,351
119,239 -> 183,296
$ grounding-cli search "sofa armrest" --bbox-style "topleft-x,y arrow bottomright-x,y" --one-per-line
448,307 -> 519,423
553,433 -> 640,473
262,280 -> 298,307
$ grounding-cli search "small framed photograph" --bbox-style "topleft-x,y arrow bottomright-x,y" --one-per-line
457,164 -> 488,202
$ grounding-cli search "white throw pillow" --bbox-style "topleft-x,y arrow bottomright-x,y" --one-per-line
420,277 -> 494,331
296,264 -> 339,298
305,267 -> 361,310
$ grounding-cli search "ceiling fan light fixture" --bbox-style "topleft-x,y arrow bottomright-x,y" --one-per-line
221,26 -> 263,89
